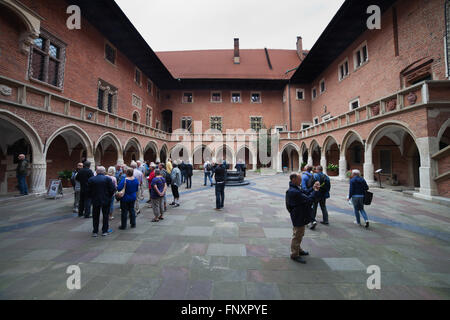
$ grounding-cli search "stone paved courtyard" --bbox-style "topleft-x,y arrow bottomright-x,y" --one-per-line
0,172 -> 449,300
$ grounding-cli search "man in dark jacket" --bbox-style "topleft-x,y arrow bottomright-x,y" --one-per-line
16,154 -> 29,196
179,160 -> 187,184
185,161 -> 193,189
76,160 -> 94,218
87,166 -> 116,237
286,173 -> 320,264
214,163 -> 226,210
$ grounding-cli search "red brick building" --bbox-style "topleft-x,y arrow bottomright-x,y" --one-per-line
0,0 -> 449,200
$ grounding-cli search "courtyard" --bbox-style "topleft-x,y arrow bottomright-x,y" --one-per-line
0,172 -> 449,300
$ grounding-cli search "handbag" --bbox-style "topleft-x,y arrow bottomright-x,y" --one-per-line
115,178 -> 127,201
364,191 -> 373,205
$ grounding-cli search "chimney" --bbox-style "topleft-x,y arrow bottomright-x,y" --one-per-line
296,36 -> 303,59
234,38 -> 240,64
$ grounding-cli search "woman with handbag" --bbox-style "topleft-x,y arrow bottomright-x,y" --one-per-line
116,168 -> 139,230
347,169 -> 370,228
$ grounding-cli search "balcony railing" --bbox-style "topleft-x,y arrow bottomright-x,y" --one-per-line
0,75 -> 169,140
279,80 -> 450,140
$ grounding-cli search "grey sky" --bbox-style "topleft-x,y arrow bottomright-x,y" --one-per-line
115,0 -> 346,52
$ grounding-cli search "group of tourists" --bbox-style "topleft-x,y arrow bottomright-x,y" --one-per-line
286,165 -> 371,264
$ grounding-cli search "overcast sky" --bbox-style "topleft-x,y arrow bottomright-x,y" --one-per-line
115,0 -> 346,52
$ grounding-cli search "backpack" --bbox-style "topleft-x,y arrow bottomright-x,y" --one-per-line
318,173 -> 331,193
164,170 -> 172,185
70,171 -> 77,188
285,190 -> 293,213
206,164 -> 212,171
305,172 -> 315,189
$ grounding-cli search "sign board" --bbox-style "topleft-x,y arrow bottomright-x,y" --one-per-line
47,179 -> 63,199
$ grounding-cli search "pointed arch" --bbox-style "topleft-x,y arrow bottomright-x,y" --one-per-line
96,132 -> 123,155
340,130 -> 364,157
44,124 -> 93,158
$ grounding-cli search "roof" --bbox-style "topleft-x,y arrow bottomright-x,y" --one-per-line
291,0 -> 397,83
68,0 -> 176,89
156,49 -> 304,80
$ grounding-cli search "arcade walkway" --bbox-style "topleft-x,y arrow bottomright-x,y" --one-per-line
0,172 -> 449,300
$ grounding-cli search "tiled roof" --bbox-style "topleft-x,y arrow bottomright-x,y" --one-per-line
156,49 -> 306,80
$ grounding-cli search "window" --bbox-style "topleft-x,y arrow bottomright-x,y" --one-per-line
231,92 -> 241,103
312,88 -> 317,99
147,79 -> 153,95
105,42 -> 116,65
354,42 -> 369,69
274,126 -> 285,133
301,123 -> 312,130
132,94 -> 142,109
182,92 -> 193,103
379,150 -> 392,174
320,79 -> 326,94
251,92 -> 261,103
250,117 -> 263,132
349,98 -> 360,110
29,29 -> 66,88
135,68 -> 141,85
181,117 -> 192,132
339,59 -> 349,80
313,117 -> 319,125
296,89 -> 305,100
210,116 -> 223,132
97,79 -> 117,113
211,92 -> 222,103
132,111 -> 140,123
146,106 -> 153,126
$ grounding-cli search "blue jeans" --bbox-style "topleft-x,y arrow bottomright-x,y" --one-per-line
120,201 -> 136,228
352,196 -> 368,224
17,174 -> 28,195
204,172 -> 213,186
215,182 -> 225,209
109,195 -> 115,215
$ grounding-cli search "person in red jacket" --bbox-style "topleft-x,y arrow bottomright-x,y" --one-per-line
147,163 -> 156,207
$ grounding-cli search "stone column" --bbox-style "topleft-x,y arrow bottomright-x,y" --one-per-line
307,154 -> 313,167
86,157 -> 95,171
363,143 -> 375,185
338,156 -> 347,181
320,155 -> 327,175
415,137 -> 438,199
31,162 -> 47,193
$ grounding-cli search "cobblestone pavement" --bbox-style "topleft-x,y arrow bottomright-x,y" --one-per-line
0,172 -> 449,300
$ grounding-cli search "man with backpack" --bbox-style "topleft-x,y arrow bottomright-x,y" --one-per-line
311,165 -> 331,228
286,173 -> 320,264
204,161 -> 213,186
301,165 -> 315,193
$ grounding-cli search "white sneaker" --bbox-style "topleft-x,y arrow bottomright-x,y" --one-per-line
353,221 -> 361,225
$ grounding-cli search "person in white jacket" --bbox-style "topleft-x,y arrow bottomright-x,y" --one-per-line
170,161 -> 182,207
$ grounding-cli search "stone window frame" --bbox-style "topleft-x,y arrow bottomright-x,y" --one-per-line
322,113 -> 332,122
274,125 -> 285,133
182,92 -> 194,104
312,87 -> 317,100
181,116 -> 193,132
132,93 -> 142,109
250,92 -> 262,104
132,110 -> 141,123
301,122 -> 312,130
319,79 -> 326,94
147,78 -> 153,95
210,91 -> 222,103
353,41 -> 369,70
231,91 -> 242,104
338,58 -> 350,81
250,116 -> 263,132
296,88 -> 305,101
210,116 -> 223,132
313,117 -> 319,125
104,40 -> 117,66
145,105 -> 153,127
135,67 -> 142,86
97,79 -> 118,114
28,28 -> 67,90
349,97 -> 360,111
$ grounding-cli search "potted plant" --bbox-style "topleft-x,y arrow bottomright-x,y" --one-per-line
327,163 -> 339,176
58,170 -> 73,188
346,170 -> 352,179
